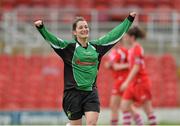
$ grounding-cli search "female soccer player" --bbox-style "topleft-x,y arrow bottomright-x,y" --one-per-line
106,43 -> 143,125
120,26 -> 157,125
34,12 -> 135,125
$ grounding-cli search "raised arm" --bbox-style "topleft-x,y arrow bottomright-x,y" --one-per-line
91,12 -> 136,46
34,20 -> 69,49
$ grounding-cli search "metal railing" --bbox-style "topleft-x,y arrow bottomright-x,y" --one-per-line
0,7 -> 180,54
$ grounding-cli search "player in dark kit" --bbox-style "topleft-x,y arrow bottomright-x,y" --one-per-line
34,12 -> 136,125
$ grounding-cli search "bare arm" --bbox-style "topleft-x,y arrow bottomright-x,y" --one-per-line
120,64 -> 140,91
112,63 -> 129,71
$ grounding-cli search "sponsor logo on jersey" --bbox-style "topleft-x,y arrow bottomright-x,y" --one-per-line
75,59 -> 96,66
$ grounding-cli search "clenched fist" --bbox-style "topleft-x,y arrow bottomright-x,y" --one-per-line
129,12 -> 136,18
34,20 -> 43,27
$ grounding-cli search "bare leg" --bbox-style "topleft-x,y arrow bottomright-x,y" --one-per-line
85,111 -> 99,126
131,105 -> 143,125
121,99 -> 133,125
143,100 -> 157,125
69,118 -> 82,126
110,95 -> 121,125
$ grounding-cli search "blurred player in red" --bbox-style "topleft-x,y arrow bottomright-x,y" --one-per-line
105,42 -> 143,125
120,26 -> 157,125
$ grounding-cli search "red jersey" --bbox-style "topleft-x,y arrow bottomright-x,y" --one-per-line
108,47 -> 129,79
108,47 -> 129,96
123,43 -> 152,104
128,42 -> 149,81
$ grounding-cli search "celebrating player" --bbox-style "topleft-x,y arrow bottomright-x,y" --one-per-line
34,12 -> 136,125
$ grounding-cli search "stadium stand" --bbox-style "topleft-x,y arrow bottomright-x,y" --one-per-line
1,0 -> 15,10
0,54 -> 62,110
0,0 -> 180,123
160,54 -> 179,107
145,54 -> 179,107
0,0 -> 180,110
144,55 -> 163,107
1,0 -> 180,22
1,53 -> 178,110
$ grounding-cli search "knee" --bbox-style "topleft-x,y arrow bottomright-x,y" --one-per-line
86,118 -> 98,125
121,105 -> 129,112
110,103 -> 119,110
120,101 -> 131,112
143,103 -> 154,115
85,112 -> 99,125
145,110 -> 154,116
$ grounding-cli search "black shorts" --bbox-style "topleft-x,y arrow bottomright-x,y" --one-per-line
63,87 -> 100,120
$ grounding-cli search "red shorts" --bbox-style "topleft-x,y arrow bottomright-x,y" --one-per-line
122,78 -> 152,106
111,76 -> 127,96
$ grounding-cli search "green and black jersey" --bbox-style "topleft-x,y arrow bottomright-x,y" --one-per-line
36,15 -> 134,91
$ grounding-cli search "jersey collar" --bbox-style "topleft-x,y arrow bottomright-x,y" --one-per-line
75,39 -> 89,49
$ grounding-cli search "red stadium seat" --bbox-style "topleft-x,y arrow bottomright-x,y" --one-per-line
157,0 -> 172,5
109,0 -> 127,21
140,0 -> 156,7
154,4 -> 172,23
45,0 -> 63,8
0,53 -> 179,110
1,0 -> 16,10
172,0 -> 180,11
97,56 -> 114,108
77,0 -> 94,10
144,54 -> 179,107
139,5 -> 156,22
0,55 -> 11,71
158,54 -> 179,107
109,0 -> 125,7
95,5 -> 110,21
31,0 -> 46,7
0,76 -> 11,88
16,0 -> 32,7
63,0 -> 77,9
125,0 -> 140,6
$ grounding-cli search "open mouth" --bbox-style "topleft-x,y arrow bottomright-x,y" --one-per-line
81,33 -> 88,36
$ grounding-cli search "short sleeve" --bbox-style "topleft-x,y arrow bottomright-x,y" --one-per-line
108,49 -> 119,62
134,44 -> 144,65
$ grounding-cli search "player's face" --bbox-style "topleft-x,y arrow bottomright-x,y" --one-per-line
123,34 -> 133,45
122,34 -> 130,43
73,21 -> 89,39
